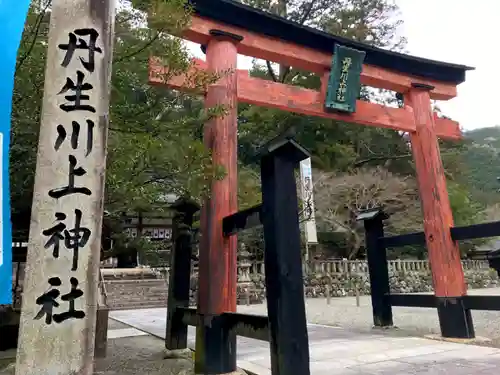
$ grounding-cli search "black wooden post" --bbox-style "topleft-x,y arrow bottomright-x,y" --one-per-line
357,208 -> 393,328
259,137 -> 311,375
165,197 -> 200,350
195,314 -> 236,374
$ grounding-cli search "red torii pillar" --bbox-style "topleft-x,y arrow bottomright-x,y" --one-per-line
195,29 -> 242,372
407,83 -> 473,338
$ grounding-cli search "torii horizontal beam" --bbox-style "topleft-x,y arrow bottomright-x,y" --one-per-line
149,57 -> 461,140
183,16 -> 457,101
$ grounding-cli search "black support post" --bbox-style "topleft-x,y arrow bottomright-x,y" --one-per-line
436,297 -> 475,339
259,137 -> 311,375
195,315 -> 236,374
165,197 -> 200,350
357,208 -> 393,328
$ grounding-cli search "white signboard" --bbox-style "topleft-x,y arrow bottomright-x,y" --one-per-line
299,158 -> 318,244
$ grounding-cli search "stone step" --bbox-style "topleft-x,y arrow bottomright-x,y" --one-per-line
101,268 -> 163,278
103,275 -> 159,281
108,300 -> 168,306
105,286 -> 168,294
109,300 -> 168,310
107,296 -> 168,303
104,282 -> 167,290
107,294 -> 168,299
106,295 -> 168,303
107,294 -> 167,301
108,294 -> 167,303
103,279 -> 167,285
103,275 -> 161,281
106,289 -> 166,294
106,288 -> 168,294
104,282 -> 167,288
101,272 -> 171,311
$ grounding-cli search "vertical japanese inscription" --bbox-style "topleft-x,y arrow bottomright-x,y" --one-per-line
43,209 -> 91,271
34,27 -> 102,325
58,71 -> 96,113
336,57 -> 352,103
325,45 -> 365,114
16,2 -> 115,374
34,277 -> 85,324
59,28 -> 102,73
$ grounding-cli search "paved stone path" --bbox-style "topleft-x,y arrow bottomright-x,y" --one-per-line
108,327 -> 149,339
236,287 -> 500,345
110,308 -> 500,374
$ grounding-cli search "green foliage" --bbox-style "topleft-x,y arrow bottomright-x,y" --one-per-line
319,0 -> 407,50
448,181 -> 483,226
237,0 -> 412,175
237,0 -> 486,260
11,1 -> 260,234
11,0 -> 489,262
10,1 -> 263,264
10,7 -> 50,228
106,5 -> 222,213
457,126 -> 500,204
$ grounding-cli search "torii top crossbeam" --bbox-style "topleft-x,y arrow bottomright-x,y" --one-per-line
150,0 -> 473,140
149,0 -> 475,353
188,0 -> 472,90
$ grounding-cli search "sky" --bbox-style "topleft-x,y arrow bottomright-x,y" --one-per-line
397,0 -> 499,131
186,0 -> 499,131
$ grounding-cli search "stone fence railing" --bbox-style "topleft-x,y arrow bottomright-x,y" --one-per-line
114,259 -> 492,281
237,259 -> 499,302
101,259 -> 492,281
243,259 -> 491,278
100,259 -> 499,306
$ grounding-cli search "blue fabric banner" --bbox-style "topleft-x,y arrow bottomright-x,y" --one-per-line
0,0 -> 32,305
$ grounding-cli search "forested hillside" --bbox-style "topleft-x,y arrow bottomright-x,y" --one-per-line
462,127 -> 500,204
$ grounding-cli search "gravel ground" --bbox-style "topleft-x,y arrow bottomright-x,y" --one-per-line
94,335 -> 192,375
237,287 -> 500,346
1,335 -> 196,375
0,320 -> 195,375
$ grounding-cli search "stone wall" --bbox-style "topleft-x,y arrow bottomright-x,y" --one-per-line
302,268 -> 500,298
185,259 -> 499,305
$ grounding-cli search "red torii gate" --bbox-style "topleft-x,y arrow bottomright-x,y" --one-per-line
150,0 -> 472,343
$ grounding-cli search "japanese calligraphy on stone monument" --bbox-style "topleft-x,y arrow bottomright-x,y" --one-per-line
16,1 -> 114,374
30,25 -> 105,326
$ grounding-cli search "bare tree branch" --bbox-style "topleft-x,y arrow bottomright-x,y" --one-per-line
313,167 -> 422,258
266,60 -> 278,82
353,152 -> 459,168
115,28 -> 164,63
353,154 -> 412,168
279,65 -> 292,83
299,0 -> 318,25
